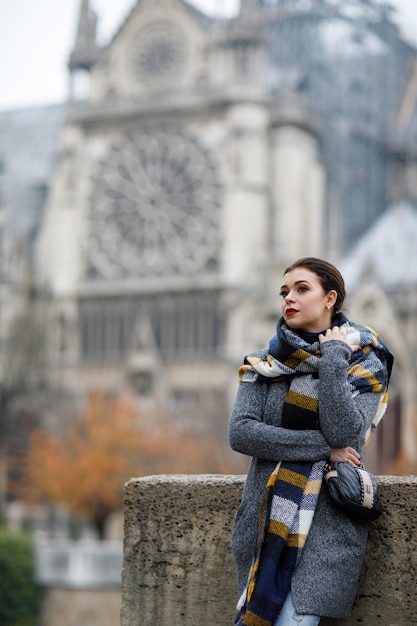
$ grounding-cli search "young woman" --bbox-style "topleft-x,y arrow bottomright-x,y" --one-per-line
229,257 -> 393,626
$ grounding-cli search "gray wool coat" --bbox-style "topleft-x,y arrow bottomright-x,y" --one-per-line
229,340 -> 382,620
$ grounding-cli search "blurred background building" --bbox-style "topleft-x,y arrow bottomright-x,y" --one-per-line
1,0 -> 417,485
1,2 -> 417,622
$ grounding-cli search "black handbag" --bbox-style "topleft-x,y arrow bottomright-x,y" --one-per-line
324,461 -> 383,521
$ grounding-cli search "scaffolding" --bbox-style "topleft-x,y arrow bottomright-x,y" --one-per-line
258,0 -> 417,252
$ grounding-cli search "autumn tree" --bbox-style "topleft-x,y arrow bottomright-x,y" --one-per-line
23,392 -> 244,538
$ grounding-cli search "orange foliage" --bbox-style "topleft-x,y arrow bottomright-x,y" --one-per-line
24,392 -> 244,535
24,394 -> 141,534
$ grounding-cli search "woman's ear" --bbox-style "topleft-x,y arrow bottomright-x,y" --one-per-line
326,290 -> 337,309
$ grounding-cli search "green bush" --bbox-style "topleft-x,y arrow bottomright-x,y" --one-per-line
0,530 -> 39,626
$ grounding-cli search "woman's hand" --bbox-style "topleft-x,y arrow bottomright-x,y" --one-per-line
330,446 -> 361,466
319,326 -> 360,352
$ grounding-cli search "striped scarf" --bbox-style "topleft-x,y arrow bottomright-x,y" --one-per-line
235,314 -> 393,626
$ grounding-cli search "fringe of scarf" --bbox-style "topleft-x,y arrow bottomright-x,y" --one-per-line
235,314 -> 393,626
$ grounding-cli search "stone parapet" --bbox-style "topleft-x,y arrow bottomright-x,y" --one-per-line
122,474 -> 417,626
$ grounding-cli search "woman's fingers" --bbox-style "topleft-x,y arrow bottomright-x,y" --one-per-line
330,446 -> 361,466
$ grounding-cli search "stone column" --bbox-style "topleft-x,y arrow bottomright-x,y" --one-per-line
269,92 -> 325,267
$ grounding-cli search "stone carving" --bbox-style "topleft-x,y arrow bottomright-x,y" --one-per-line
130,21 -> 188,89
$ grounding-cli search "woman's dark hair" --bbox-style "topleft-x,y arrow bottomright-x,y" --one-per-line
283,257 -> 346,314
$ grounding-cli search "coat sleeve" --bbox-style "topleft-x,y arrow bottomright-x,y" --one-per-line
317,340 -> 383,448
228,378 -> 333,463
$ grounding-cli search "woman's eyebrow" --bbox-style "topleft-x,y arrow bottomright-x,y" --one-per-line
280,279 -> 312,289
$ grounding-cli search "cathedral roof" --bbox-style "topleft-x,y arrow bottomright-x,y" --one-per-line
0,104 -> 64,182
340,202 -> 417,292
0,104 -> 65,235
104,0 -> 213,52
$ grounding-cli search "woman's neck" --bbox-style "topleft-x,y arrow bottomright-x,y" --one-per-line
296,328 -> 325,344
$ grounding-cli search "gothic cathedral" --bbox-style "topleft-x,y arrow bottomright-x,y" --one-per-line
35,0 -> 417,472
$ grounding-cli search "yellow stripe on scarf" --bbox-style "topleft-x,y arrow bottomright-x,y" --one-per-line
284,348 -> 317,370
243,609 -> 272,626
278,467 -> 309,489
348,364 -> 383,393
303,478 -> 322,494
285,390 -> 319,412
286,533 -> 308,548
365,388 -> 389,445
268,519 -> 290,537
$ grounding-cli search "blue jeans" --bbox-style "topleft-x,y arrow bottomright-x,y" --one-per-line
273,592 -> 321,626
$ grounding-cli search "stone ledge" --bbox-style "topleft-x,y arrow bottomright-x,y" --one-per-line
122,474 -> 417,626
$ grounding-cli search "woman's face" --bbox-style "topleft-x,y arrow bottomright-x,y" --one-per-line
280,267 -> 336,332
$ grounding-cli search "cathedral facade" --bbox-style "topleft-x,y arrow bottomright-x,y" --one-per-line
8,0 -> 417,471
38,0 -> 326,424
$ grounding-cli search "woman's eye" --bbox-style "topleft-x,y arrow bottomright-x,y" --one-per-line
298,286 -> 308,292
280,291 -> 288,298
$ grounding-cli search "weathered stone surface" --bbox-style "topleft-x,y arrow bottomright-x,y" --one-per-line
322,475 -> 417,626
122,474 -> 243,626
122,474 -> 417,626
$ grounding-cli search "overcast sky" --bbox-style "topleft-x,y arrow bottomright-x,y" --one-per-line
0,0 -> 416,112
